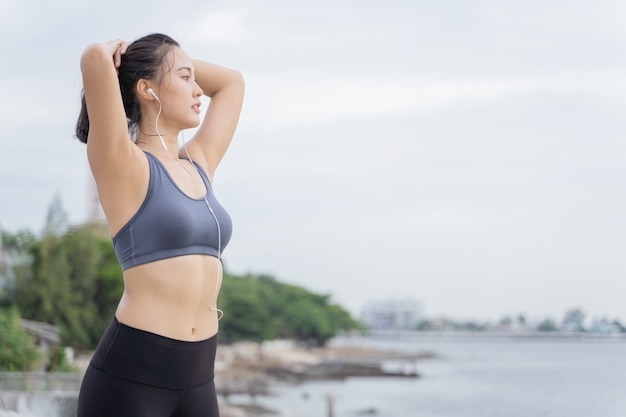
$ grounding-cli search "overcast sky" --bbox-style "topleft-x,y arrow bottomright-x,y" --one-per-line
1,0 -> 626,323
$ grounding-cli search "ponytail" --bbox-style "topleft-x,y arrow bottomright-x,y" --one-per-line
74,33 -> 180,144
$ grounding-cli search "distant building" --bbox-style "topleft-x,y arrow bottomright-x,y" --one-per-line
360,298 -> 424,331
589,318 -> 621,334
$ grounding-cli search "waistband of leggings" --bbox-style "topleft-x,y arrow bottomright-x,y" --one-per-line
90,317 -> 218,389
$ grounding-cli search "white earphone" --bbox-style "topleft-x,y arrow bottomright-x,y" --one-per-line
148,87 -> 168,152
147,88 -> 160,101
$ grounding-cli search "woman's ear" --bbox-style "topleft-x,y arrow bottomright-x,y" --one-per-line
136,79 -> 156,101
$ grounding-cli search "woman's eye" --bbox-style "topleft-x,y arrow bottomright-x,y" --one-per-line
183,76 -> 190,81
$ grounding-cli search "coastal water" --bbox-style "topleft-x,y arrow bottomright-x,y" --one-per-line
251,334 -> 626,417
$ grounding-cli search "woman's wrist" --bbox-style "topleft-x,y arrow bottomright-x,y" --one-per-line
192,60 -> 243,97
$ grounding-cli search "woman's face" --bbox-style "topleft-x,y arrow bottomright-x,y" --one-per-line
154,47 -> 203,130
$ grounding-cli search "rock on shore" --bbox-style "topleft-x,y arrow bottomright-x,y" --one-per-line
215,339 -> 430,417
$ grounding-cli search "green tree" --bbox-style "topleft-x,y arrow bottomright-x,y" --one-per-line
15,198 -> 74,344
13,199 -> 105,347
42,194 -> 67,237
61,225 -> 101,347
562,307 -> 586,332
219,274 -> 272,342
327,303 -> 364,334
283,299 -> 335,346
612,319 -> 626,333
91,236 -> 124,344
537,318 -> 558,332
0,229 -> 36,306
46,346 -> 75,372
218,273 -> 362,346
0,307 -> 40,371
1,229 -> 37,251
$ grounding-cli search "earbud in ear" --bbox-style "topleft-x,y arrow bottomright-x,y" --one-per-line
147,88 -> 159,101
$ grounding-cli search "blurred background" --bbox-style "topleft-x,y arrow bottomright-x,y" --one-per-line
1,1 -> 626,416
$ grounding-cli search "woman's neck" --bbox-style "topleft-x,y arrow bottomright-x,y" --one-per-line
137,132 -> 181,160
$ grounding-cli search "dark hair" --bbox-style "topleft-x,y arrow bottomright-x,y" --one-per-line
75,33 -> 180,143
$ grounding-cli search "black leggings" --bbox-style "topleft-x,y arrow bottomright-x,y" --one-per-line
77,318 -> 219,417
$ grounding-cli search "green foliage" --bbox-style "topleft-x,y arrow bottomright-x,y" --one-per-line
0,307 -> 41,371
219,275 -> 273,342
1,229 -> 37,251
91,236 -> 124,343
537,319 -> 559,332
612,320 -> 626,333
15,224 -> 92,347
10,197 -> 124,348
14,224 -> 124,348
42,194 -> 67,238
219,274 -> 363,346
46,346 -> 75,373
0,229 -> 36,306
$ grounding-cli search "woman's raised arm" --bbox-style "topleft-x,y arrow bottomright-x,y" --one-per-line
79,40 -> 136,171
184,60 -> 244,180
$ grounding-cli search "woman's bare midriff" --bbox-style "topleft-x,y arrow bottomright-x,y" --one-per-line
115,254 -> 222,341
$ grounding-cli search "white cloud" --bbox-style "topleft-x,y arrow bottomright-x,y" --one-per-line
241,67 -> 626,132
188,10 -> 250,43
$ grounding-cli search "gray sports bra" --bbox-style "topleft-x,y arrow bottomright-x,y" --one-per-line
112,152 -> 232,271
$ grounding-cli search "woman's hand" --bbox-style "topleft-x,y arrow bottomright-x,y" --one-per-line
105,39 -> 130,69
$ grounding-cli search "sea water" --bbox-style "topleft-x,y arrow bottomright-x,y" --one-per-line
251,335 -> 626,417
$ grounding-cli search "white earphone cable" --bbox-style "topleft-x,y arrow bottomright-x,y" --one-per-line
181,133 -> 224,321
152,94 -> 224,321
152,93 -> 169,154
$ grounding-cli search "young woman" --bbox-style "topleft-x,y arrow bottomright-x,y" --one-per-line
75,33 -> 244,417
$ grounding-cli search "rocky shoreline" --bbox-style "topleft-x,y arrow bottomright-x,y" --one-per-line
214,339 -> 432,417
